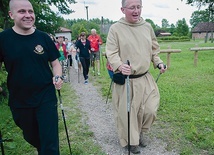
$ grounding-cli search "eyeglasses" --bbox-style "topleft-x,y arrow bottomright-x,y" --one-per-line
124,5 -> 143,11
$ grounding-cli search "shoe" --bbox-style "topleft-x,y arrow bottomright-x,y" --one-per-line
139,133 -> 147,147
97,72 -> 100,76
130,145 -> 140,154
84,79 -> 88,85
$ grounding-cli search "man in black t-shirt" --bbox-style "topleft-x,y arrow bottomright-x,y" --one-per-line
0,0 -> 63,154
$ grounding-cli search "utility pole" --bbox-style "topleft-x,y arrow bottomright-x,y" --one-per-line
85,6 -> 89,21
101,16 -> 104,34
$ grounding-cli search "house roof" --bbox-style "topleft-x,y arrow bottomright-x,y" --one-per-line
192,22 -> 214,33
159,32 -> 171,36
57,27 -> 72,32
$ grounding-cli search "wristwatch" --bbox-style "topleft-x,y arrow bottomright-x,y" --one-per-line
55,75 -> 64,82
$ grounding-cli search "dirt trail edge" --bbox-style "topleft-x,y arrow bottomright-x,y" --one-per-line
69,68 -> 178,155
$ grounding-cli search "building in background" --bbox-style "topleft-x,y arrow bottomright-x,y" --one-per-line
192,22 -> 214,39
55,27 -> 72,41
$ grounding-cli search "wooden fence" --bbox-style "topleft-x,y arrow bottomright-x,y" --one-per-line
160,49 -> 181,68
189,47 -> 214,66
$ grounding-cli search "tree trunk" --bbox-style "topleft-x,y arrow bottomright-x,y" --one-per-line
211,31 -> 213,43
204,32 -> 208,43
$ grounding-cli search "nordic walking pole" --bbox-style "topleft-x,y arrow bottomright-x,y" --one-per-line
106,78 -> 113,104
0,131 -> 12,155
100,46 -> 105,71
0,130 -> 5,155
77,53 -> 80,83
126,60 -> 131,155
78,64 -> 80,83
155,73 -> 161,83
156,64 -> 166,83
58,90 -> 72,155
55,77 -> 72,155
93,54 -> 96,76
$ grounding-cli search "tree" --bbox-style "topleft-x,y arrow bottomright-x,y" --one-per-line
0,0 -> 76,30
37,0 -> 76,15
168,24 -> 176,35
182,0 -> 213,22
145,19 -> 156,30
175,18 -> 189,36
190,9 -> 211,28
161,18 -> 170,29
0,0 -> 11,29
32,2 -> 64,34
71,20 -> 100,40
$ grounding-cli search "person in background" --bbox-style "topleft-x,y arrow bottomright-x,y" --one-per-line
105,0 -> 167,154
55,36 -> 67,80
87,28 -> 103,76
56,36 -> 67,62
49,34 -> 57,44
69,41 -> 78,72
0,0 -> 63,154
65,38 -> 73,67
104,52 -> 113,79
75,32 -> 91,84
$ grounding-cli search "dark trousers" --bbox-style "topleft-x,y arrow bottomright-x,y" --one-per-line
80,57 -> 90,80
10,101 -> 59,155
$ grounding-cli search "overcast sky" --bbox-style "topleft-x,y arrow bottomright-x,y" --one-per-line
51,0 -> 203,27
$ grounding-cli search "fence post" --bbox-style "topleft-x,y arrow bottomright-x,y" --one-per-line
194,50 -> 198,67
166,46 -> 171,68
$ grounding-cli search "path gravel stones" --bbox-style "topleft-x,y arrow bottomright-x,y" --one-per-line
69,67 -> 178,155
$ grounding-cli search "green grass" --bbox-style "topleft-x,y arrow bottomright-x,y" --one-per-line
0,39 -> 213,155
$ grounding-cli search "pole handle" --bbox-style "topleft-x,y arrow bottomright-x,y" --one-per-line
127,60 -> 130,66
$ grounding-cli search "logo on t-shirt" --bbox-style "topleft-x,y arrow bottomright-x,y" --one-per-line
34,45 -> 44,54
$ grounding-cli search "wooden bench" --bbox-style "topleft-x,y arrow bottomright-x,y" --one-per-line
160,49 -> 181,68
189,47 -> 214,66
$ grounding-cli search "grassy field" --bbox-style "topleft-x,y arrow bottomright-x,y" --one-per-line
0,39 -> 213,155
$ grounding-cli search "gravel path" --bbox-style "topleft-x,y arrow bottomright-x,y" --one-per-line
69,67 -> 178,155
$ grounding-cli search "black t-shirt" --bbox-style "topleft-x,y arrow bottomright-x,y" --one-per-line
76,39 -> 91,58
0,29 -> 60,108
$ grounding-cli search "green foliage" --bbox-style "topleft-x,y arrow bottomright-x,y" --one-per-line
0,0 -> 76,31
157,36 -> 190,42
145,19 -> 156,30
100,34 -> 107,43
161,18 -> 170,28
175,18 -> 189,37
32,2 -> 64,34
71,20 -> 100,40
190,10 -> 211,28
0,64 -> 7,86
182,0 -> 214,24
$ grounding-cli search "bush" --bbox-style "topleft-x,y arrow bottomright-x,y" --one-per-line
0,64 -> 7,86
157,36 -> 190,42
100,34 -> 107,43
